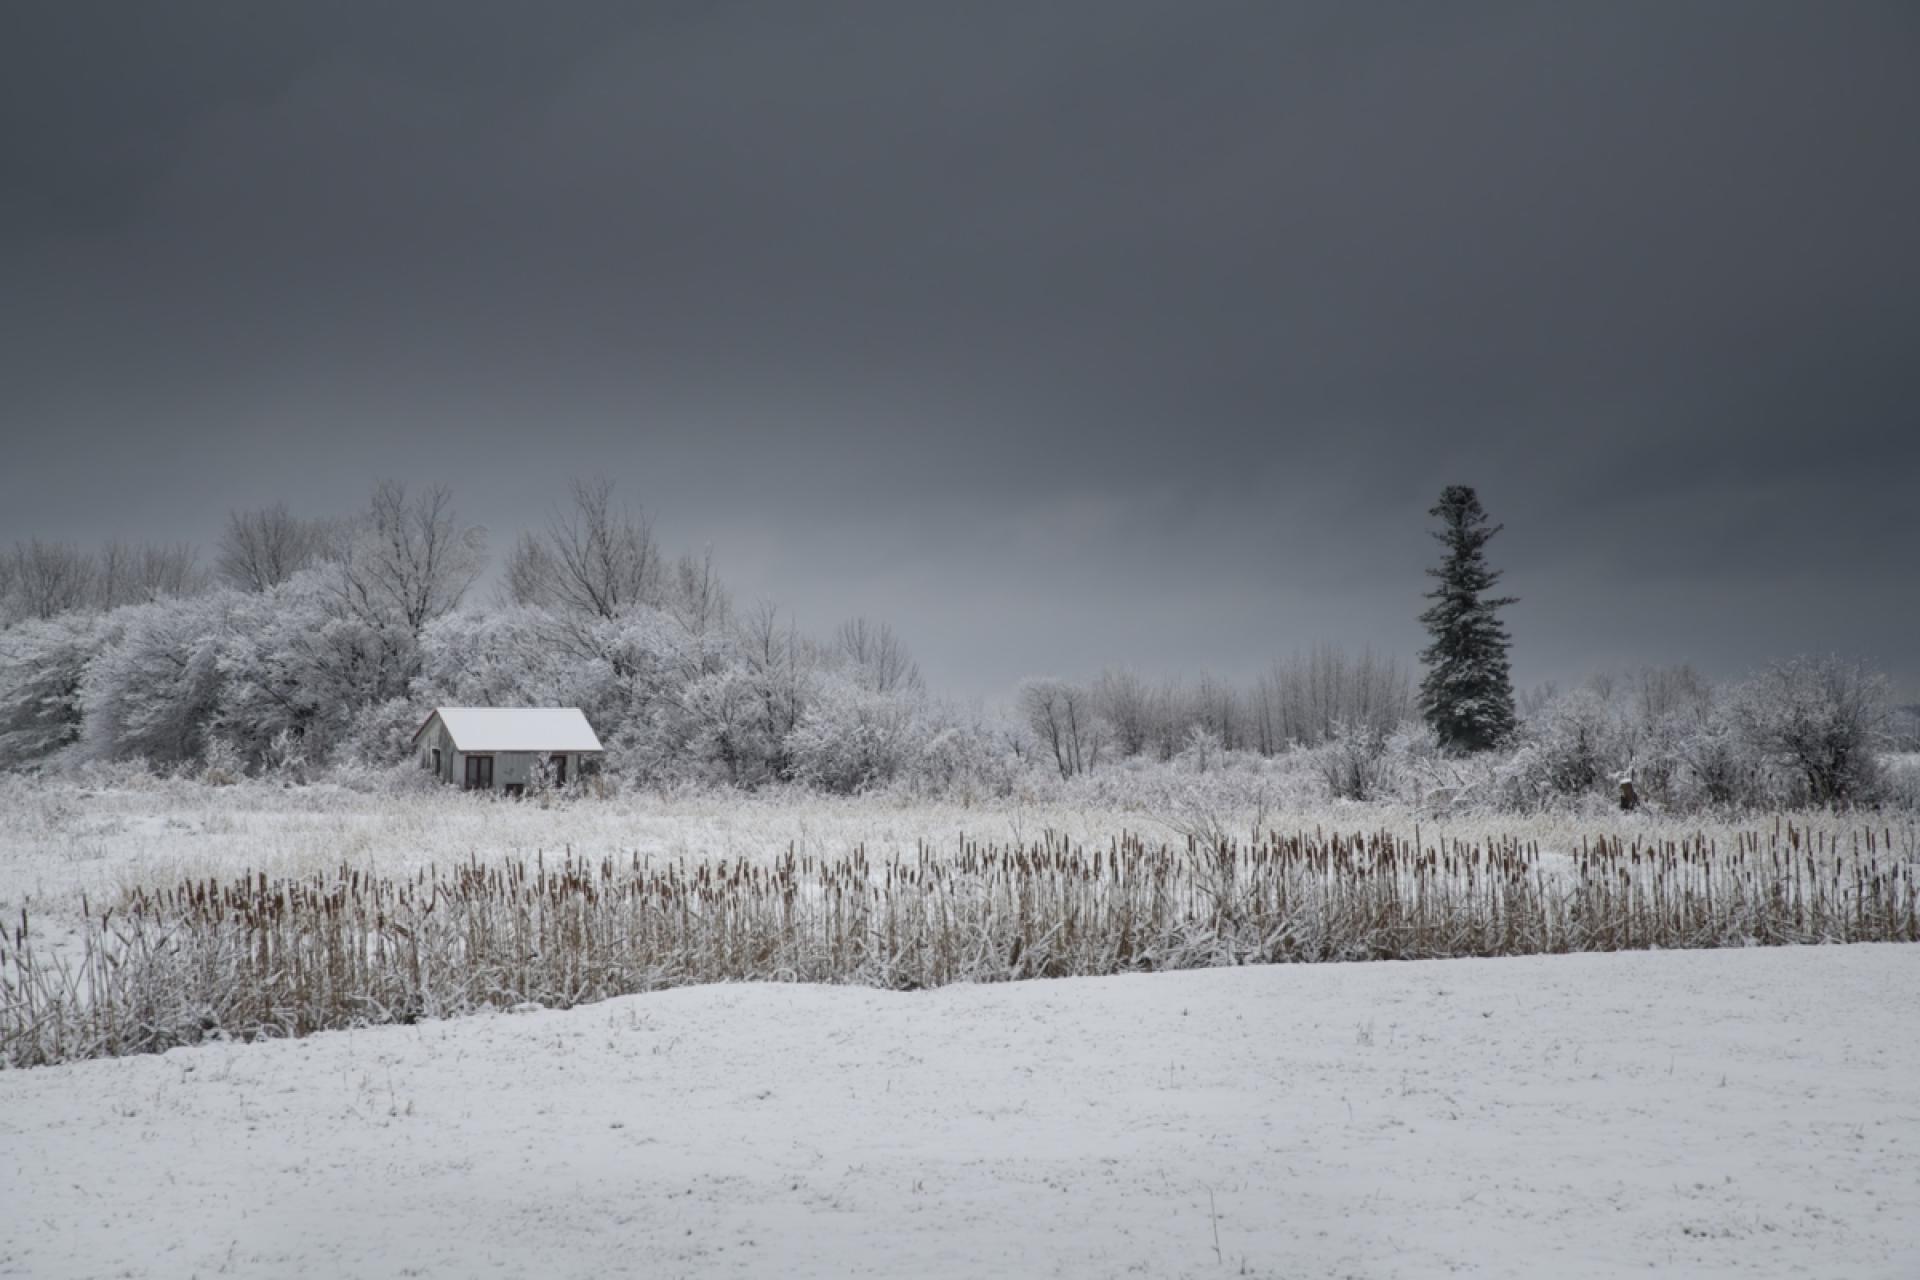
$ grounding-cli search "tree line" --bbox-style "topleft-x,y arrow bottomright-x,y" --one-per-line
0,481 -> 996,792
0,481 -> 1907,808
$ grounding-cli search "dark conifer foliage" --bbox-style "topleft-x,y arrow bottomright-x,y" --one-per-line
1418,486 -> 1518,753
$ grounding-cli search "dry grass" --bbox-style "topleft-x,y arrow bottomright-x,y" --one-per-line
5,818 -> 1914,1068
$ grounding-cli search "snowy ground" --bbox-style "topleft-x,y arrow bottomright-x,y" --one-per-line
4,945 -> 1916,1279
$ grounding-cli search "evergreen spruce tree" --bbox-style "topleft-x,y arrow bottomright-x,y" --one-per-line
1418,486 -> 1517,752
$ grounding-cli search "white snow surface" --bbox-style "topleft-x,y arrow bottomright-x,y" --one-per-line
417,707 -> 604,753
4,945 -> 1917,1278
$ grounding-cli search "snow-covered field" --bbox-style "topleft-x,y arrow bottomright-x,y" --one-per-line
4,945 -> 1916,1278
6,772 -> 1911,919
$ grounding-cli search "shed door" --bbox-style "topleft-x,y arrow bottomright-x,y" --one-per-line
464,755 -> 493,790
551,754 -> 567,785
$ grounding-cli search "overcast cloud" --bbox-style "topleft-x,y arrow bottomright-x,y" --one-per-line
3,1 -> 1916,697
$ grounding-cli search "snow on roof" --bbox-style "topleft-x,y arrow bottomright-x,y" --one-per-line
418,708 -> 604,753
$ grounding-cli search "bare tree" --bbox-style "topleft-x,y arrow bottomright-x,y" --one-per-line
5,541 -> 98,620
1095,668 -> 1153,757
98,539 -> 209,607
1149,679 -> 1190,762
95,539 -> 132,610
216,504 -> 332,592
139,543 -> 211,602
1630,663 -> 1712,724
1893,704 -> 1920,753
835,617 -> 922,694
337,482 -> 487,638
504,480 -> 663,622
1515,681 -> 1560,720
668,548 -> 731,639
1255,645 -> 1414,749
1019,678 -> 1106,778
1193,673 -> 1245,751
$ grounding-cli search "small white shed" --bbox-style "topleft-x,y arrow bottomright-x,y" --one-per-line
412,707 -> 604,793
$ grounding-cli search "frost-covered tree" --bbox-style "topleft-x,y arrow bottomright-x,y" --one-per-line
326,483 -> 487,704
733,603 -> 817,781
415,606 -> 616,717
1417,486 -> 1518,753
0,614 -> 99,767
677,665 -> 772,785
79,593 -> 237,765
214,569 -> 386,766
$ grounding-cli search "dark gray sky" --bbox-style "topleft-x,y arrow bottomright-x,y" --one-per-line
4,1 -> 1917,699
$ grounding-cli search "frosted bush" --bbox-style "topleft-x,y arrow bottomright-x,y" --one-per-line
199,737 -> 244,786
1513,689 -> 1627,801
333,697 -> 425,770
1316,721 -> 1395,802
783,677 -> 921,794
1732,657 -> 1888,807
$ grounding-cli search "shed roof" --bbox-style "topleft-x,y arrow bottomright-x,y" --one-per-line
416,707 -> 604,753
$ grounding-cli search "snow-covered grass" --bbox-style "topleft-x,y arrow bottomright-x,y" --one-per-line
5,770 -> 1913,919
3,945 -> 1916,1278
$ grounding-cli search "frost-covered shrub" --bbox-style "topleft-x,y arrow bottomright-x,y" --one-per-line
199,737 -> 245,785
1055,749 -> 1319,836
1317,721 -> 1394,802
1665,696 -> 1768,810
676,666 -> 790,786
332,697 -> 425,770
67,754 -> 161,790
884,703 -> 1020,799
1879,755 -> 1920,810
1176,725 -> 1224,774
1518,689 -> 1627,800
784,677 -> 922,794
1732,657 -> 1888,807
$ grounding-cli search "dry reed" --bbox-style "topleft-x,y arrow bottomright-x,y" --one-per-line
4,820 -> 1914,1067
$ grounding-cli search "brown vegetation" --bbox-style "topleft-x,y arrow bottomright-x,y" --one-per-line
5,821 -> 1914,1067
